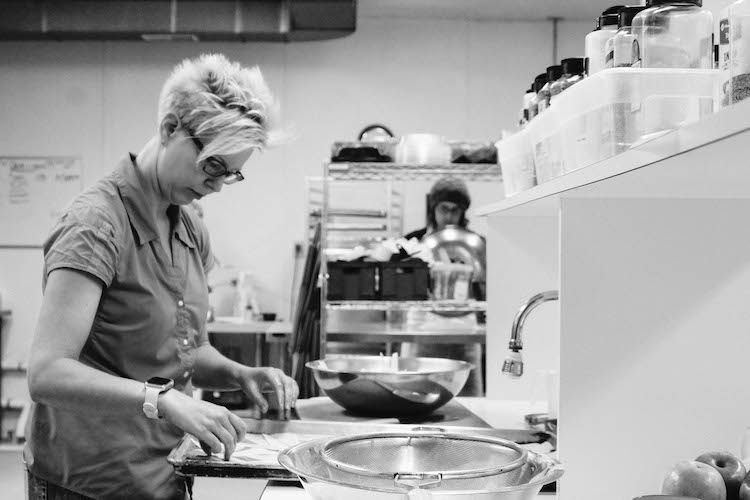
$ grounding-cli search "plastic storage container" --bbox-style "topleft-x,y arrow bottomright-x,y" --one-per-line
631,0 -> 713,69
585,6 -> 623,76
327,260 -> 379,300
604,6 -> 647,68
380,259 -> 430,300
729,0 -> 750,104
496,129 -> 536,197
526,68 -> 719,178
430,262 -> 473,301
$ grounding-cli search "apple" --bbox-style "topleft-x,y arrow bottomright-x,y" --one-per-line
738,470 -> 750,500
696,451 -> 747,500
662,460 -> 727,500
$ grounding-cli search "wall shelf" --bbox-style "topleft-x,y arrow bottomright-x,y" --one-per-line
326,300 -> 487,312
477,98 -> 750,217
483,98 -> 750,500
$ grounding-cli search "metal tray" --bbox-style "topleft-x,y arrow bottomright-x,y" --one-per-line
167,418 -> 553,479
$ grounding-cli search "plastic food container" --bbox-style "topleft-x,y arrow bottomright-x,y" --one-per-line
430,262 -> 473,301
526,68 -> 719,179
496,130 -> 536,197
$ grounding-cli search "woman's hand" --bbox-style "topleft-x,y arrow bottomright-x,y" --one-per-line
236,367 -> 299,416
158,390 -> 247,460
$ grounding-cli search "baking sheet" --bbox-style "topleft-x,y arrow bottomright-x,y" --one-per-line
168,418 -> 553,479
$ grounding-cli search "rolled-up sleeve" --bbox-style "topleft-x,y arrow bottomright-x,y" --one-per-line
43,211 -> 119,288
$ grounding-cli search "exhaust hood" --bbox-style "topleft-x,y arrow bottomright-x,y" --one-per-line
0,0 -> 356,42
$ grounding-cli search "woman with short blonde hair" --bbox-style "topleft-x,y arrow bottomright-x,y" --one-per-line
25,53 -> 297,500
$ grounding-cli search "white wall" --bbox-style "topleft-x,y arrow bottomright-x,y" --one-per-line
0,16 -> 592,429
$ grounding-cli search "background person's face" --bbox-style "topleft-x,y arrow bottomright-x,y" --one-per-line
434,201 -> 463,230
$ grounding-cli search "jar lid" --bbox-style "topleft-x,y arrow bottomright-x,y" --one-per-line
561,57 -> 585,76
618,5 -> 647,28
533,73 -> 547,93
597,13 -> 620,29
546,65 -> 563,83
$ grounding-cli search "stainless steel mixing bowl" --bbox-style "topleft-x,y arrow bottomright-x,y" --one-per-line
306,356 -> 472,417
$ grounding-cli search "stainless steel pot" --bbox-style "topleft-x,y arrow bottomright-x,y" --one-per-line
306,356 -> 472,417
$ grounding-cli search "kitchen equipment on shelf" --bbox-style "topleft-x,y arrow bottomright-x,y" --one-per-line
278,430 -> 564,500
331,140 -> 397,163
585,6 -> 623,76
306,355 -> 472,417
429,262 -> 473,301
395,134 -> 452,165
631,0 -> 714,69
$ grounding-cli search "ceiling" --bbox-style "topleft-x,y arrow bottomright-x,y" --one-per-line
358,0 -> 628,22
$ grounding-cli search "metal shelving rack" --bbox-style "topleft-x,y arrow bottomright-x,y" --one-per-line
319,162 -> 502,358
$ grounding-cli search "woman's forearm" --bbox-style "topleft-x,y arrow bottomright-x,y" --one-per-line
192,344 -> 245,391
29,358 -> 146,417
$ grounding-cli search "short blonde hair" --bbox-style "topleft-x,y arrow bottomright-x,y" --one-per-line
158,53 -> 279,161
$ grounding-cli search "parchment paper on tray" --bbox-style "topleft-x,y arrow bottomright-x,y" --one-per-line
168,430 -> 327,479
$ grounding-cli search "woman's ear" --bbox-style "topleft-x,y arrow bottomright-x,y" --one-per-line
159,113 -> 181,145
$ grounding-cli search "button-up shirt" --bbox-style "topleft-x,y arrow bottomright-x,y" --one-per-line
26,154 -> 214,500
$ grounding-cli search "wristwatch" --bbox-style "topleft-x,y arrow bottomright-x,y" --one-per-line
143,376 -> 174,420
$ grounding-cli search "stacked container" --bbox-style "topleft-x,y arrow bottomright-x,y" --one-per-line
604,6 -> 647,69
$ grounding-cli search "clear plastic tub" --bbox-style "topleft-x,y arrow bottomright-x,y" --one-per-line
496,130 -> 536,197
526,68 -> 719,179
430,262 -> 473,301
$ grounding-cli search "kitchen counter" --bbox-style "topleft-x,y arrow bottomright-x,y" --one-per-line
253,397 -> 556,500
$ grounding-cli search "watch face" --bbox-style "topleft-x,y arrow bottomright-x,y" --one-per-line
147,376 -> 173,386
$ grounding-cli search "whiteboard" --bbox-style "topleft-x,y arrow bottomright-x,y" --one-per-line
0,156 -> 84,247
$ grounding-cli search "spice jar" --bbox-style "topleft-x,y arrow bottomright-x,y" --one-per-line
536,65 -> 563,114
604,6 -> 647,68
527,73 -> 548,121
585,5 -> 624,76
550,57 -> 585,105
631,0 -> 713,69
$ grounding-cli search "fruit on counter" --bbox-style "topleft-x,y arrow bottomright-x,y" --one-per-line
738,471 -> 750,500
695,451 -> 746,500
661,460 -> 727,500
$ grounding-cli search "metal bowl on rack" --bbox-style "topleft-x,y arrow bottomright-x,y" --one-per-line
278,430 -> 564,500
306,356 -> 472,417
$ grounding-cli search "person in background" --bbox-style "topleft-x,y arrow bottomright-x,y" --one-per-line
25,53 -> 298,500
404,176 -> 471,240
402,176 -> 485,396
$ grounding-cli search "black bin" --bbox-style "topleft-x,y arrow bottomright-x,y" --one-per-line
327,260 -> 379,300
380,259 -> 430,300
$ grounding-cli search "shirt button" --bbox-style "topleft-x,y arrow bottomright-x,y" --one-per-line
177,300 -> 185,307
182,339 -> 189,346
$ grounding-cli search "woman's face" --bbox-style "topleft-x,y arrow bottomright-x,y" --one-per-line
159,128 -> 252,205
434,201 -> 463,230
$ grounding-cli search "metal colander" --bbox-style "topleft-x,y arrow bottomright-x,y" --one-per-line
320,432 -> 528,479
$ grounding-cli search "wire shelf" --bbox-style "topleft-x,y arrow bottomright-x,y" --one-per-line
326,300 -> 487,312
326,162 -> 502,181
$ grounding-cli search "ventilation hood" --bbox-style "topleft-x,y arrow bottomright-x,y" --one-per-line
0,0 -> 356,42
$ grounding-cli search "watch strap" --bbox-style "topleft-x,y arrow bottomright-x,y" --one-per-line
143,385 -> 161,419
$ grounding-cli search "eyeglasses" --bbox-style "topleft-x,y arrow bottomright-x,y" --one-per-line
189,134 -> 245,185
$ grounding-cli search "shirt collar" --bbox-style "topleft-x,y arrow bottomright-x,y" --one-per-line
114,154 -> 197,249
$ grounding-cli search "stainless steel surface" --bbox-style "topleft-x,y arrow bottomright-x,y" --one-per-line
325,300 -> 487,312
502,291 -> 559,379
326,162 -> 502,182
278,434 -> 564,499
306,356 -> 472,417
422,226 -> 487,282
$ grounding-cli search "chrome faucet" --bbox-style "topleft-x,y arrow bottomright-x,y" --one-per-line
502,290 -> 559,377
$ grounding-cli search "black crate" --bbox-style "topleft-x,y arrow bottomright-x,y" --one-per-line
380,259 -> 430,300
327,260 -> 379,300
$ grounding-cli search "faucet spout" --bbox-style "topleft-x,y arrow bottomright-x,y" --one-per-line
502,290 -> 559,377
